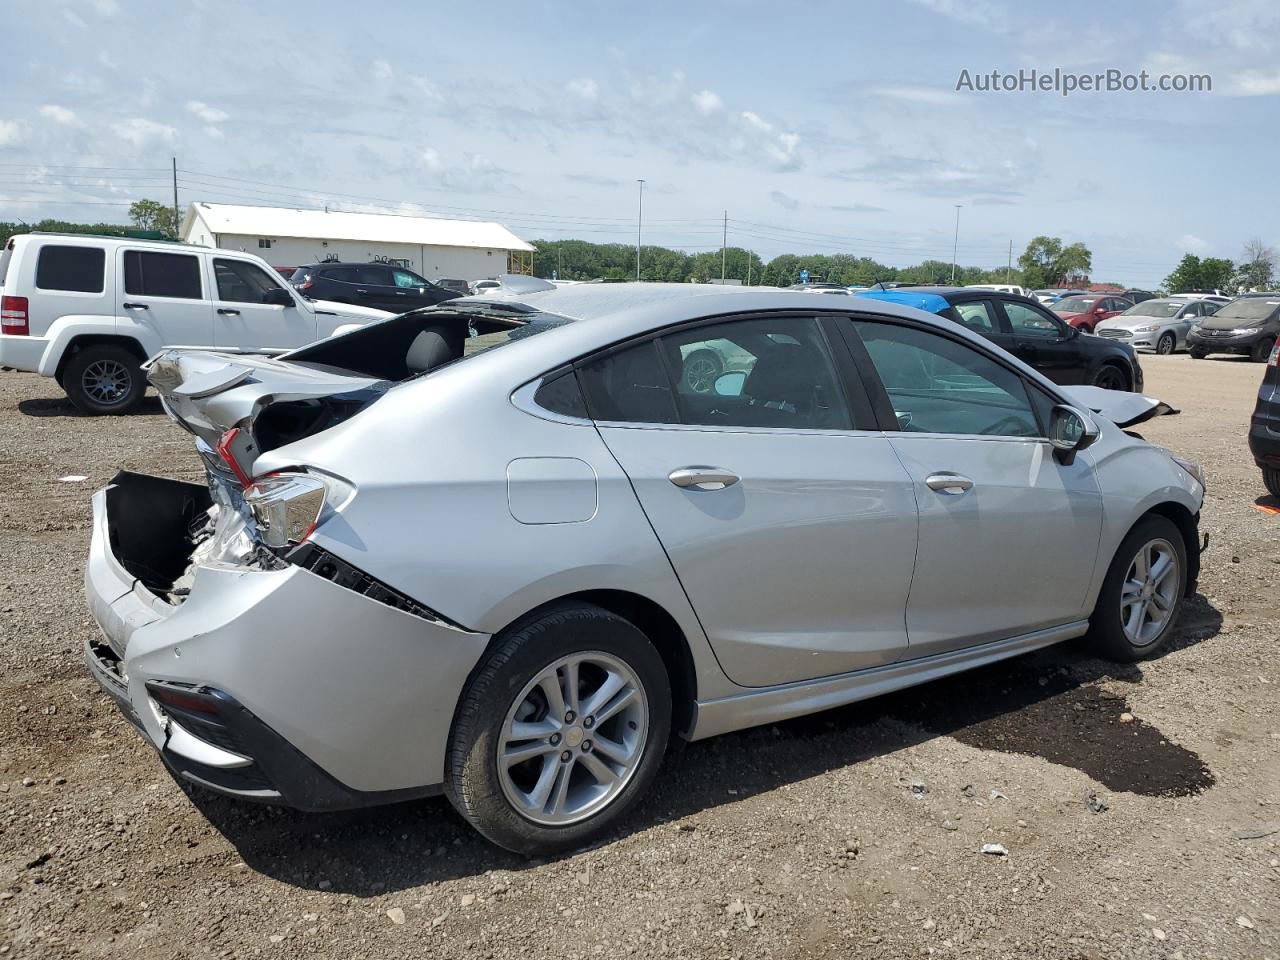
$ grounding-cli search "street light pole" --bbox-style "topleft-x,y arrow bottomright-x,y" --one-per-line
635,179 -> 645,282
950,205 -> 962,284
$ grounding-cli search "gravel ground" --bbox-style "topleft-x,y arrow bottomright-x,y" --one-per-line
0,354 -> 1277,960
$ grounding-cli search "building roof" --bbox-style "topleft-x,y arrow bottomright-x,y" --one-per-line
183,203 -> 534,252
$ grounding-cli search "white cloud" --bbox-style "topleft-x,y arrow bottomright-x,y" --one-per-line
1229,69 -> 1280,96
39,105 -> 81,126
62,8 -> 88,28
872,85 -> 968,105
87,0 -> 121,16
566,77 -> 598,101
373,59 -> 393,81
691,89 -> 722,114
740,111 -> 772,133
1179,233 -> 1209,254
905,0 -> 1007,31
186,100 -> 229,123
769,190 -> 800,211
0,120 -> 27,147
420,147 -> 444,171
112,118 -> 177,146
204,126 -> 225,140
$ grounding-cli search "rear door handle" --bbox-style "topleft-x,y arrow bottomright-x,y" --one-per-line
668,466 -> 739,491
122,302 -> 148,310
217,308 -> 240,316
925,472 -> 974,494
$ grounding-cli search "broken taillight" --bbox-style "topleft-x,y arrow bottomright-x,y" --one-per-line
243,473 -> 328,549
1,296 -> 29,335
215,428 -> 253,487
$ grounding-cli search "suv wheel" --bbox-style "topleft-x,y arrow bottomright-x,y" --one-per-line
63,345 -> 145,415
445,603 -> 671,856
681,349 -> 724,394
1156,332 -> 1176,355
1264,467 -> 1280,499
1251,336 -> 1275,363
1090,364 -> 1129,391
1088,515 -> 1187,662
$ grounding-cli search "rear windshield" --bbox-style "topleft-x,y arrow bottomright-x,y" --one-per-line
1125,301 -> 1181,317
1215,298 -> 1280,320
1052,297 -> 1098,313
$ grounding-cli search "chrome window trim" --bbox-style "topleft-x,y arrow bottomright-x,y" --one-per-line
510,377 -> 594,427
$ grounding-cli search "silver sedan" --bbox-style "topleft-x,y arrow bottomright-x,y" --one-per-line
84,285 -> 1205,854
1095,297 -> 1219,354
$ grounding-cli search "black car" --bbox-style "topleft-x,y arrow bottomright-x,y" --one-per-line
1249,340 -> 1280,496
855,286 -> 1143,391
1121,288 -> 1157,304
1187,295 -> 1280,362
289,262 -> 462,313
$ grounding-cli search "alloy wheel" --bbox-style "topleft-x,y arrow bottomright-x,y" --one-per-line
1119,537 -> 1180,647
81,359 -> 132,406
498,651 -> 648,826
683,353 -> 722,394
1157,333 -> 1175,355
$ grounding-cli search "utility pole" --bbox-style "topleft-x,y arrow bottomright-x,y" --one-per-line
635,179 -> 645,282
171,157 -> 180,239
1006,239 -> 1013,283
721,210 -> 727,283
950,205 -> 962,284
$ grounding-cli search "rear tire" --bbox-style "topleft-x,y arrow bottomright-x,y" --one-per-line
63,345 -> 145,415
1189,349 -> 1208,360
1251,337 -> 1275,363
1156,332 -> 1176,355
1088,515 -> 1188,663
445,603 -> 671,856
1264,467 -> 1280,499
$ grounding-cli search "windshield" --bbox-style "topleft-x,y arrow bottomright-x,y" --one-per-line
1215,298 -> 1280,320
1052,297 -> 1099,313
1124,301 -> 1181,318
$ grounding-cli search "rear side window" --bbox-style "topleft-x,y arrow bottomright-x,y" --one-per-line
578,339 -> 679,424
36,245 -> 106,293
124,251 -> 202,299
533,370 -> 588,419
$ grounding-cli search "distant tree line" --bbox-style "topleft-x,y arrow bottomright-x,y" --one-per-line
1162,239 -> 1276,294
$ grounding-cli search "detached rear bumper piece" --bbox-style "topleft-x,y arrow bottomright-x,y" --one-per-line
84,471 -> 492,810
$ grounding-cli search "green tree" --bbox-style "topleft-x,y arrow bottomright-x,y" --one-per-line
1163,253 -> 1203,293
128,199 -> 177,236
1018,236 -> 1092,287
1233,238 -> 1275,292
1199,258 -> 1234,292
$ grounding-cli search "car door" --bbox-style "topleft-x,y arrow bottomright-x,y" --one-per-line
1000,298 -> 1085,384
390,268 -> 450,309
210,256 -> 317,351
948,298 -> 1014,353
1175,301 -> 1201,346
119,248 -> 213,347
579,312 -> 919,687
842,317 -> 1103,658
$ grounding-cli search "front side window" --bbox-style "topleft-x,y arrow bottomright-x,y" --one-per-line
213,258 -> 286,303
393,269 -> 429,288
36,245 -> 106,293
852,320 -> 1041,438
123,250 -> 202,299
1004,301 -> 1063,338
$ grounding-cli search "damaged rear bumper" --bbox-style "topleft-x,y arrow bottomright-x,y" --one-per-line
84,472 -> 492,811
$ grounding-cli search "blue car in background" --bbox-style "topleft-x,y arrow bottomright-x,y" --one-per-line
853,286 -> 1143,392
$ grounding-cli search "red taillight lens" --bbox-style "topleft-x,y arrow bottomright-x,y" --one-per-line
297,278 -> 313,291
215,427 -> 253,487
1,295 -> 29,335
1269,340 -> 1280,368
147,683 -> 221,715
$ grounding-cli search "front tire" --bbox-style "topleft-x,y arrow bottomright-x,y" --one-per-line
1189,348 -> 1208,360
1088,515 -> 1188,662
63,345 -> 145,415
1264,467 -> 1280,499
445,603 -> 671,856
1251,336 -> 1275,363
1156,332 -> 1176,355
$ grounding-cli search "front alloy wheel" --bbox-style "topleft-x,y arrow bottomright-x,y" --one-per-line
498,652 -> 648,825
1156,332 -> 1176,355
1118,538 -> 1180,648
1088,514 -> 1187,662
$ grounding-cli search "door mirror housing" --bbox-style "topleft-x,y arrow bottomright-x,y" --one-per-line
1048,404 -> 1100,465
262,287 -> 295,307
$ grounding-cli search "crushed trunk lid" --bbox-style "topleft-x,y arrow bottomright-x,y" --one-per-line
1059,385 -> 1179,429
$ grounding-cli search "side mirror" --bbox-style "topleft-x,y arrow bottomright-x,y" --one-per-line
262,287 -> 295,307
1094,305 -> 1107,314
1048,404 -> 1100,465
714,370 -> 746,396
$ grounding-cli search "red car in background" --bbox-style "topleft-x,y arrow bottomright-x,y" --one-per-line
1050,294 -> 1134,333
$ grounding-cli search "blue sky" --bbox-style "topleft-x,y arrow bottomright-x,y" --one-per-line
4,0 -> 1278,287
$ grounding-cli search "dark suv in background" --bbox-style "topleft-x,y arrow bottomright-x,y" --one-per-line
289,262 -> 462,313
855,286 -> 1143,391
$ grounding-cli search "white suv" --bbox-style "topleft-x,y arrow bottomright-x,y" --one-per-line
0,233 -> 392,414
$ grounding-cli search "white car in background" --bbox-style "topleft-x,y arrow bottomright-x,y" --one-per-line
966,283 -> 1030,297
0,233 -> 391,414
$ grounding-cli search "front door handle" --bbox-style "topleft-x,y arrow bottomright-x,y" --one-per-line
668,466 -> 740,491
925,472 -> 974,494
121,302 -> 148,310
217,308 -> 240,316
